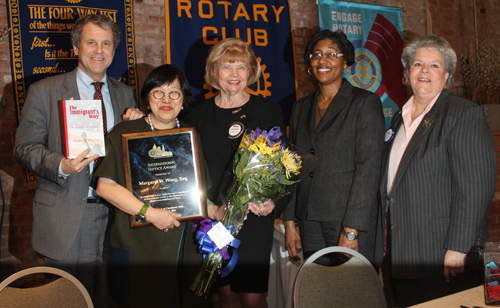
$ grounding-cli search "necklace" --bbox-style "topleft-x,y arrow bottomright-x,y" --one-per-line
148,113 -> 180,131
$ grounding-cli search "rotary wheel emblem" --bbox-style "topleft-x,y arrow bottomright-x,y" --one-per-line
203,78 -> 220,99
345,50 -> 381,92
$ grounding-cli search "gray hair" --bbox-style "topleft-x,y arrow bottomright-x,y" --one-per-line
401,35 -> 457,88
71,14 -> 121,50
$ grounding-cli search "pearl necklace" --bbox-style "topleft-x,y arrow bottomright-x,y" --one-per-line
148,113 -> 180,131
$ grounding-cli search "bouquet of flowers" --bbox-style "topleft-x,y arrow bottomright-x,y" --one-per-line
191,126 -> 302,297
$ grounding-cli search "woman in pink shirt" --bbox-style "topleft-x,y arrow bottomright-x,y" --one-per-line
376,35 -> 496,307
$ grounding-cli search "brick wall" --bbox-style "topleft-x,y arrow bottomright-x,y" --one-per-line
0,0 -> 41,279
1,0 -> 499,278
489,133 -> 500,241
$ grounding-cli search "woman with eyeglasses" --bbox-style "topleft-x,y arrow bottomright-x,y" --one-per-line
283,29 -> 385,265
94,64 -> 216,307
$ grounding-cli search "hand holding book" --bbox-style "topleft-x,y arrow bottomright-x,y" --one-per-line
61,148 -> 99,174
60,99 -> 106,159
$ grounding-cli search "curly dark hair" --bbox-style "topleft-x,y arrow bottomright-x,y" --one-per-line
304,30 -> 355,66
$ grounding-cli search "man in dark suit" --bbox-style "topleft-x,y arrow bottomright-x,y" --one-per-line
14,14 -> 141,304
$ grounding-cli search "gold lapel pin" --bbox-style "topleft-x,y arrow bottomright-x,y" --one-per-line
422,118 -> 434,127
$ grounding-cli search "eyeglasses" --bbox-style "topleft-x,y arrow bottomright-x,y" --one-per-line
309,52 -> 343,61
149,90 -> 182,100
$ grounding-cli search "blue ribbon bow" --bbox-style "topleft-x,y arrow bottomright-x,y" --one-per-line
195,220 -> 241,277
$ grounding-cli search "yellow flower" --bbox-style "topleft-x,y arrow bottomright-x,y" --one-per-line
271,142 -> 281,156
281,149 -> 302,178
248,139 -> 273,156
239,135 -> 250,149
255,136 -> 267,144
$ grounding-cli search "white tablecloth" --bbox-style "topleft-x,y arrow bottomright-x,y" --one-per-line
409,285 -> 486,307
267,219 -> 303,308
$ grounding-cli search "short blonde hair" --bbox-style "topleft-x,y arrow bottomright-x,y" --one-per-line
205,38 -> 261,90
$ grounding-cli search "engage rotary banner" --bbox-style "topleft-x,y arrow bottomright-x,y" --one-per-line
318,0 -> 406,128
7,0 -> 137,189
7,0 -> 138,121
165,0 -> 298,124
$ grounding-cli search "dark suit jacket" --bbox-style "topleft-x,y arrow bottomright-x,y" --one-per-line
14,68 -> 137,260
375,90 -> 496,279
283,80 -> 385,261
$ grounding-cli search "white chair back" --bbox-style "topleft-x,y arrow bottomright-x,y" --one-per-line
0,266 -> 94,308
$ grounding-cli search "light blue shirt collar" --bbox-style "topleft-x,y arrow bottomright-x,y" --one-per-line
76,67 -> 107,92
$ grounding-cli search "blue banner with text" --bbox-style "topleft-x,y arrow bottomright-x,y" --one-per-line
165,0 -> 298,124
318,0 -> 406,128
7,0 -> 137,121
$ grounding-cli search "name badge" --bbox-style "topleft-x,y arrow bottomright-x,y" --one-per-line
385,127 -> 395,144
228,122 -> 244,139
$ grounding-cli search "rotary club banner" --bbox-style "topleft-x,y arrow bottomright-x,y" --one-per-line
318,0 -> 406,128
165,0 -> 298,124
7,0 -> 137,189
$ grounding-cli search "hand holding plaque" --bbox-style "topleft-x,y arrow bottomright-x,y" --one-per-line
122,127 -> 206,228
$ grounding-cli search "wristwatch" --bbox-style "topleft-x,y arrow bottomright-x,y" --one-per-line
341,228 -> 358,241
135,203 -> 150,223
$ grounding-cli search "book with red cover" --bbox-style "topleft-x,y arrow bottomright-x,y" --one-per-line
60,99 -> 105,159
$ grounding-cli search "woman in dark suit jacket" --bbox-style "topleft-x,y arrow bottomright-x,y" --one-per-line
283,30 -> 385,264
376,35 -> 496,307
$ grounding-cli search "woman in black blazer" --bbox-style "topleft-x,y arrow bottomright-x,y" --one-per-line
376,35 -> 496,307
283,30 -> 385,264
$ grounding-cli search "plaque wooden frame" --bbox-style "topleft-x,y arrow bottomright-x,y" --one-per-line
122,127 -> 206,228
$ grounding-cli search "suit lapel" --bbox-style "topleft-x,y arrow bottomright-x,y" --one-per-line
305,90 -> 319,144
61,69 -> 80,101
381,111 -> 403,197
107,76 -> 124,124
314,80 -> 352,139
390,91 -> 448,193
